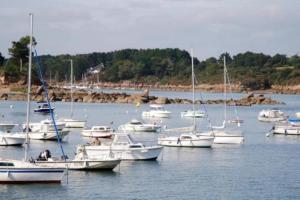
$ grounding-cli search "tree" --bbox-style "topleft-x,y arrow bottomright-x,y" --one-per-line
8,36 -> 37,65
0,52 -> 4,66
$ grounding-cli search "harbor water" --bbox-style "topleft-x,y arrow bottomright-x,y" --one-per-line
0,92 -> 299,200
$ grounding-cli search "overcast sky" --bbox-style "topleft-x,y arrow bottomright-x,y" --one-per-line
1,0 -> 299,60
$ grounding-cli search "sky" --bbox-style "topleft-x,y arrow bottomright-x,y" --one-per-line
1,0 -> 299,60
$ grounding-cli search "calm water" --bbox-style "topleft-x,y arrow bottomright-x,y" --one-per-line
0,91 -> 300,200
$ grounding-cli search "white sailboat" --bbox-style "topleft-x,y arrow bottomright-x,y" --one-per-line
58,59 -> 86,128
0,14 -> 65,183
158,49 -> 214,148
197,56 -> 244,144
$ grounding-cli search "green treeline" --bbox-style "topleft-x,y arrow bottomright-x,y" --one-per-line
1,36 -> 300,89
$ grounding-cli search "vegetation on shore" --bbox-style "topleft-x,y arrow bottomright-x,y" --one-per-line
1,36 -> 299,90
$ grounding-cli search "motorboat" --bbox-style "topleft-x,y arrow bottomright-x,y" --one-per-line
181,110 -> 205,118
258,109 -> 288,122
0,123 -> 26,146
142,104 -> 171,118
0,159 -> 65,183
273,120 -> 300,135
0,133 -> 25,146
35,148 -> 121,170
79,133 -> 163,160
158,133 -> 214,147
22,119 -> 69,140
23,119 -> 65,132
118,119 -> 161,132
58,118 -> 86,128
296,112 -> 300,118
81,126 -> 114,138
34,103 -> 54,114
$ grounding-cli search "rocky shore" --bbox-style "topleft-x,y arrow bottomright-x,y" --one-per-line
0,86 -> 283,106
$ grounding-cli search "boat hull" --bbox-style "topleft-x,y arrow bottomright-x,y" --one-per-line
0,134 -> 25,146
199,131 -> 244,144
158,136 -> 213,147
0,168 -> 64,183
36,159 -> 120,170
61,119 -> 86,128
274,126 -> 300,135
83,146 -> 163,160
28,130 -> 69,140
81,131 -> 112,138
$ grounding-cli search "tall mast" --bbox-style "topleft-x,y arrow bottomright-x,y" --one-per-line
191,49 -> 196,133
70,59 -> 74,118
25,13 -> 33,161
223,56 -> 227,126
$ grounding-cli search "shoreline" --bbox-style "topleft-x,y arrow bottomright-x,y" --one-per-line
0,86 -> 284,106
57,82 -> 300,95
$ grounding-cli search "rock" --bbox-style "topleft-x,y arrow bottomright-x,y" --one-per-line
36,86 -> 44,95
154,97 -> 170,104
246,92 -> 254,98
0,93 -> 8,100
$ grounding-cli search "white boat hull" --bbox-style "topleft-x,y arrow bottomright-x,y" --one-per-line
181,111 -> 205,118
0,134 -> 25,146
81,131 -> 112,138
158,136 -> 213,147
59,119 -> 86,128
28,130 -> 69,140
36,159 -> 120,170
258,116 -> 287,122
142,112 -> 170,118
199,131 -> 244,144
274,126 -> 300,135
0,168 -> 64,183
83,146 -> 163,160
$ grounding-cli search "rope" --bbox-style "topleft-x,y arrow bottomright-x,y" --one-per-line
33,49 -> 67,160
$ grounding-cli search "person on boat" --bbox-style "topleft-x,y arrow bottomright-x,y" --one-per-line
92,137 -> 101,145
37,149 -> 51,161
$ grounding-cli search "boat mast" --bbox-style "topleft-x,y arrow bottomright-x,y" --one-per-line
223,56 -> 227,126
70,59 -> 74,118
25,13 -> 33,161
191,49 -> 196,133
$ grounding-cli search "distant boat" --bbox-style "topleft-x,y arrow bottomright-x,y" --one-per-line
258,109 -> 288,122
81,126 -> 113,138
142,104 -> 171,118
22,119 -> 69,140
34,103 -> 54,114
181,110 -> 205,118
58,60 -> 86,128
0,123 -> 25,146
118,119 -> 161,132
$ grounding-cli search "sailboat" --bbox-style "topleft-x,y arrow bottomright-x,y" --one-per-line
158,49 -> 214,147
0,14 -> 65,183
58,59 -> 86,128
197,56 -> 244,144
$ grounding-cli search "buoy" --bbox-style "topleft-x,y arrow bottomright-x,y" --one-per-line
9,105 -> 13,109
